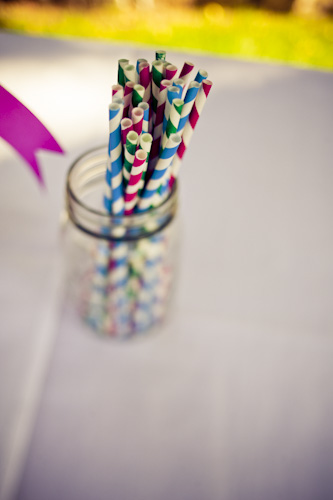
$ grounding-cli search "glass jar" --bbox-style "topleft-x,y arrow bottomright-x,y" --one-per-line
62,146 -> 179,339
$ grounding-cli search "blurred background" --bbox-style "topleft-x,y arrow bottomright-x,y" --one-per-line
0,0 -> 332,70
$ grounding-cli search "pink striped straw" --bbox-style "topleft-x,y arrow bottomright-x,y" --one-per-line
120,118 -> 133,146
150,79 -> 172,161
112,84 -> 124,101
179,61 -> 195,86
124,149 -> 147,215
169,79 -> 213,189
139,61 -> 151,103
165,64 -> 178,81
123,81 -> 135,118
131,107 -> 144,136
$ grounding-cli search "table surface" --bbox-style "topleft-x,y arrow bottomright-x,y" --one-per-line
1,32 -> 333,500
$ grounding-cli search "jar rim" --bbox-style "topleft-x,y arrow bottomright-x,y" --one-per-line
66,146 -> 178,241
66,145 -> 177,222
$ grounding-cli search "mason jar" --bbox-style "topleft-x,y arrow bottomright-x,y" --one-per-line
62,146 -> 179,339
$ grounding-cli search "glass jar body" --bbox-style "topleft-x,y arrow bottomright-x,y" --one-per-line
63,147 -> 179,339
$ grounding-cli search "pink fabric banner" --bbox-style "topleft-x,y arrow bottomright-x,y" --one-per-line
0,85 -> 64,185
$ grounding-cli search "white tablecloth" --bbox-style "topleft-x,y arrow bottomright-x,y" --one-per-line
1,32 -> 333,500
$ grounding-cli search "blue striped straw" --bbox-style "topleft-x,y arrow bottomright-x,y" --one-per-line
163,86 -> 180,134
177,81 -> 200,135
137,133 -> 182,211
195,69 -> 208,84
108,102 -> 124,215
172,78 -> 185,99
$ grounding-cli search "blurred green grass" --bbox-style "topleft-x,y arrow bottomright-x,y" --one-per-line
0,2 -> 333,70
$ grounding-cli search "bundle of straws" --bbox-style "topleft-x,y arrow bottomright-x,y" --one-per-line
104,50 -> 213,216
84,50 -> 212,337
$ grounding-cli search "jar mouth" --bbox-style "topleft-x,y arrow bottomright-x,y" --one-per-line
66,146 -> 178,241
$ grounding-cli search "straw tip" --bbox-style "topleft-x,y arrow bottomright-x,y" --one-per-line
138,101 -> 149,110
136,149 -> 147,161
109,102 -> 121,111
141,133 -> 153,143
127,130 -> 138,141
173,98 -> 184,106
132,107 -> 144,117
169,133 -> 182,144
190,81 -> 201,88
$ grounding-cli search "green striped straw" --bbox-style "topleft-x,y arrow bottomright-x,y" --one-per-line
151,60 -> 164,115
161,98 -> 184,150
124,64 -> 136,84
118,59 -> 129,87
132,84 -> 145,108
156,50 -> 167,61
123,130 -> 138,187
138,133 -> 153,194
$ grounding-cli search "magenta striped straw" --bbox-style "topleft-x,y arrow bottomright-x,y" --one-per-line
124,149 -> 147,215
169,79 -> 213,189
165,64 -> 178,81
139,61 -> 151,103
179,61 -> 195,86
150,79 -> 172,162
112,84 -> 124,101
120,118 -> 133,146
123,81 -> 135,118
131,107 -> 144,136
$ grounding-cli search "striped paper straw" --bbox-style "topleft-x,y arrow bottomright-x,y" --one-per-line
123,81 -> 135,118
161,98 -> 184,150
162,60 -> 170,76
172,78 -> 185,99
139,62 -> 151,103
124,64 -> 136,84
195,69 -> 208,84
136,58 -> 147,80
107,102 -> 124,215
163,85 -> 180,134
151,60 -> 164,116
165,64 -> 178,81
123,130 -> 138,187
156,50 -> 167,61
87,242 -> 110,328
151,167 -> 172,208
138,102 -> 150,133
107,240 -> 130,336
137,133 -> 182,211
150,79 -> 172,161
179,61 -> 195,86
118,59 -> 129,87
124,149 -> 147,215
132,84 -> 145,109
138,132 -> 153,192
177,81 -> 200,135
112,84 -> 124,101
120,118 -> 133,146
170,79 -> 213,188
131,107 -> 144,136
108,244 -> 128,287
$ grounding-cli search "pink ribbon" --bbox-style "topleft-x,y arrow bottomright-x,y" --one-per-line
0,85 -> 64,185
